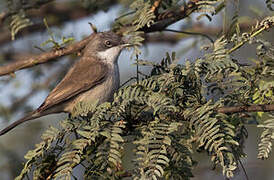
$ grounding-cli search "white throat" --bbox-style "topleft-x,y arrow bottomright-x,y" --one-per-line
97,46 -> 122,64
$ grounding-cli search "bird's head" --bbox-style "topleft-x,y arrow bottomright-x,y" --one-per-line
83,31 -> 130,64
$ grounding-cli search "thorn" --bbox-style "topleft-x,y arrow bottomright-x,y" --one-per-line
88,22 -> 97,33
10,72 -> 16,78
77,51 -> 82,56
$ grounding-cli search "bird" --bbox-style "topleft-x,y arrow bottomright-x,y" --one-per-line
0,31 -> 130,136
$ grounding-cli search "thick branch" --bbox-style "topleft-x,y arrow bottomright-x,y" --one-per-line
0,1 -> 266,77
0,0 -> 55,26
0,0 -> 116,46
117,0 -> 198,34
217,104 -> 274,114
0,34 -> 94,76
141,0 -> 198,33
0,1 -> 198,76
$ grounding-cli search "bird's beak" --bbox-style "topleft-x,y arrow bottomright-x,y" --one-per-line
120,36 -> 133,48
120,43 -> 132,48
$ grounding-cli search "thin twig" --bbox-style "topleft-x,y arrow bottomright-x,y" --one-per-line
136,55 -> 139,84
120,77 -> 137,87
228,17 -> 274,54
162,28 -> 214,43
151,0 -> 162,13
239,158 -> 249,180
227,26 -> 267,54
115,11 -> 136,21
217,104 -> 274,114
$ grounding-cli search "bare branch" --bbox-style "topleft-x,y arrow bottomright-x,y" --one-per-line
0,0 -> 264,77
0,0 -> 55,27
117,0 -> 198,34
151,0 -> 162,13
0,34 -> 94,76
0,1 -> 198,76
141,0 -> 199,33
217,104 -> 274,114
0,0 -> 117,46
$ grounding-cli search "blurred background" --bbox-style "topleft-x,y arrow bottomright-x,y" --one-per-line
0,0 -> 273,179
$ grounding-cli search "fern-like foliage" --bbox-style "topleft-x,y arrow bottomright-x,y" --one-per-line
196,36 -> 239,82
258,113 -> 274,159
114,0 -> 157,57
184,101 -> 239,178
195,36 -> 246,101
164,131 -> 195,180
195,0 -> 225,21
10,10 -> 33,40
15,39 -> 274,179
13,3 -> 274,178
133,120 -> 182,180
265,0 -> 274,11
15,50 -> 240,179
15,126 -> 62,180
253,39 -> 274,106
115,0 -> 156,32
130,0 -> 155,31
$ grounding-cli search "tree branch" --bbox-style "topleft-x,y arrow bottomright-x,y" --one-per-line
144,21 -> 256,44
0,0 -> 117,46
117,0 -> 199,34
227,16 -> 274,54
217,104 -> 274,114
0,1 -> 198,77
0,1 -> 269,78
140,0 -> 198,33
151,0 -> 162,13
0,34 -> 94,76
0,0 -> 55,27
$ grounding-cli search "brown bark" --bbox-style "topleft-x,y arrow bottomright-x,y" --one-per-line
0,1 -> 198,77
0,34 -> 94,76
217,104 -> 274,114
0,0 -> 117,46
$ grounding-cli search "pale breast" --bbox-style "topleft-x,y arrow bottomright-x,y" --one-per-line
64,63 -> 120,112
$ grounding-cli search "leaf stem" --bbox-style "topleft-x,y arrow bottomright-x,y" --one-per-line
227,26 -> 267,54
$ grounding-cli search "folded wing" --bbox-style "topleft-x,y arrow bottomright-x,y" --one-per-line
38,57 -> 108,111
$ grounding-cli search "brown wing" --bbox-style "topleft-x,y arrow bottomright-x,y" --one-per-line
39,57 -> 108,111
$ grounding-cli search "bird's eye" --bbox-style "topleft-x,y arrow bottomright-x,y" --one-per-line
105,40 -> 112,47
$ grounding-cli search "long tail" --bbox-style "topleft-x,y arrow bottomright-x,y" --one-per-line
0,111 -> 40,136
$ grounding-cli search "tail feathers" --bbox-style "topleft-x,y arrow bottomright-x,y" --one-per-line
0,111 -> 40,136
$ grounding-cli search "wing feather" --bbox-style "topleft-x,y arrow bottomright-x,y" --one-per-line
39,57 -> 108,111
